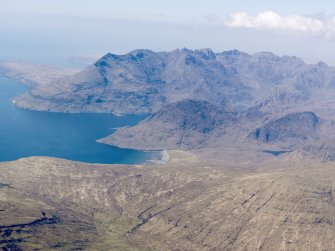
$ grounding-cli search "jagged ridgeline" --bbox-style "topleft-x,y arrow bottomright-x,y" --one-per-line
14,48 -> 335,115
13,48 -> 335,159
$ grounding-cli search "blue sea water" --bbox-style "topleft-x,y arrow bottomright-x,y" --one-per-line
0,75 -> 151,164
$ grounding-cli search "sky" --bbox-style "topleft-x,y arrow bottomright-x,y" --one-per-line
1,0 -> 335,66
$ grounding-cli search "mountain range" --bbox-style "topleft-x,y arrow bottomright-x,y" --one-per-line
14,48 -> 335,115
7,48 -> 335,160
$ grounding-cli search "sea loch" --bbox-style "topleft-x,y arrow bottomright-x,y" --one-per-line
0,75 -> 150,164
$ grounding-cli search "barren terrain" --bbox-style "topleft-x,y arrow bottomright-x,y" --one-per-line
1,151 -> 335,250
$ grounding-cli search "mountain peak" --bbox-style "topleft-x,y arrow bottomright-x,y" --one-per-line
195,48 -> 216,60
129,49 -> 156,58
94,53 -> 115,68
221,49 -> 243,56
253,51 -> 280,63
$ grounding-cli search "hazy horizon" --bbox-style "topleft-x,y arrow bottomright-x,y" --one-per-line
2,0 -> 335,67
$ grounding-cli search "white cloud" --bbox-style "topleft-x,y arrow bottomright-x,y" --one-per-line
226,11 -> 326,34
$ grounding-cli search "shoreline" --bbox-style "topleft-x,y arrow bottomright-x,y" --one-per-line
144,150 -> 170,165
144,149 -> 199,165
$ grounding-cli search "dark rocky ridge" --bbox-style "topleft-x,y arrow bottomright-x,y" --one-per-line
98,99 -> 238,150
249,112 -> 320,145
150,99 -> 232,134
100,99 -> 323,151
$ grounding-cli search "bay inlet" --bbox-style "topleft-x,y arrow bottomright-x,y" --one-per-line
0,75 -> 153,164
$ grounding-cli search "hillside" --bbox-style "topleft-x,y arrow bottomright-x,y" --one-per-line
1,156 -> 335,250
99,100 -> 327,154
249,112 -> 320,146
98,99 -> 238,150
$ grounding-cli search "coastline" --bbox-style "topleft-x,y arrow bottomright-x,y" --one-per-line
144,150 -> 170,165
144,149 -> 198,165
